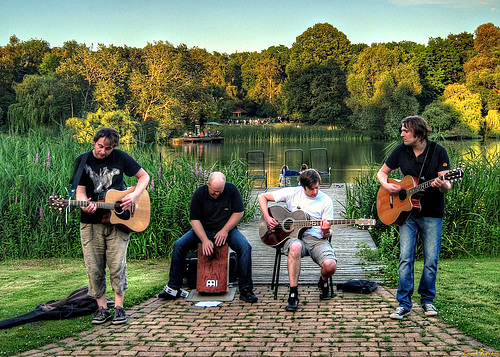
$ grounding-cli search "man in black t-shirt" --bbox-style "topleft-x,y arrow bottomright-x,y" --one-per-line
73,127 -> 150,325
158,172 -> 258,303
377,116 -> 452,320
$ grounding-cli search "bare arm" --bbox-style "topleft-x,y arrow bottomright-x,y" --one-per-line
120,168 -> 150,210
258,192 -> 278,229
214,211 -> 244,246
76,185 -> 96,213
191,219 -> 214,256
377,164 -> 402,195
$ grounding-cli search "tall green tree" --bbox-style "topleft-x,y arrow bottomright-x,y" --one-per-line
444,83 -> 483,134
128,42 -> 209,139
279,60 -> 349,124
128,41 -> 184,138
280,23 -> 352,123
464,23 -> 500,114
346,44 -> 421,137
421,101 -> 459,133
287,23 -> 352,73
423,37 -> 462,92
0,36 -> 52,125
8,73 -> 71,132
226,52 -> 251,108
242,50 -> 285,117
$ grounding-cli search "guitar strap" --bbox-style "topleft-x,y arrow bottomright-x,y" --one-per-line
418,141 -> 437,184
69,151 -> 90,200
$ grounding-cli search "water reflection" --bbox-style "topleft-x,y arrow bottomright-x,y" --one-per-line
158,139 -> 499,185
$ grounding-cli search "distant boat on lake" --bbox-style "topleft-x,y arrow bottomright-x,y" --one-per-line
170,136 -> 224,145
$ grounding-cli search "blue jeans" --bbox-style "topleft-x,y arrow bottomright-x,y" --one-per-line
397,216 -> 442,310
167,228 -> 254,291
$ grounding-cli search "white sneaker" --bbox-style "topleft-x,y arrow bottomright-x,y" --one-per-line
390,306 -> 411,320
422,303 -> 438,316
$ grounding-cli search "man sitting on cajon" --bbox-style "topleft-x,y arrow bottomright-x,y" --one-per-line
158,172 -> 258,303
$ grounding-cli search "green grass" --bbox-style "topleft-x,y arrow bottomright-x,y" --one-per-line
426,257 -> 500,350
0,258 -> 169,356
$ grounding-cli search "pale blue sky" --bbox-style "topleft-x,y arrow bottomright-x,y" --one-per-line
1,0 -> 498,53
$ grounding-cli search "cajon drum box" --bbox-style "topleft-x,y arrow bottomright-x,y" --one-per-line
196,243 -> 229,293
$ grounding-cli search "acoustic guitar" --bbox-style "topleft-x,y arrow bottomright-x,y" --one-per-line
48,186 -> 150,233
259,205 -> 376,247
376,168 -> 464,226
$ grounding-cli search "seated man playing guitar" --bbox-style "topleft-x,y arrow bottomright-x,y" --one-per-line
377,115 -> 452,320
258,169 -> 337,311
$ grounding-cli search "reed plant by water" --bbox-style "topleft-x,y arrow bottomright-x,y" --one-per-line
0,130 -> 256,260
221,123 -> 369,143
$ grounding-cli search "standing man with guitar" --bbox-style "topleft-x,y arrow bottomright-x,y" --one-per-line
258,169 -> 337,311
377,116 -> 452,320
72,127 -> 150,325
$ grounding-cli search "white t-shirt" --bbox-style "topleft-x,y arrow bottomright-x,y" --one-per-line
271,186 -> 334,238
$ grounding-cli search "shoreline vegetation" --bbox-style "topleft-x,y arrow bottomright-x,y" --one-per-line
0,127 -> 498,355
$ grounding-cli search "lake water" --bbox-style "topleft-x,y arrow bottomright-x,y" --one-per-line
160,139 -> 499,186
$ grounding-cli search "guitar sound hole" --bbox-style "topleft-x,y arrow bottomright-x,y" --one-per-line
398,190 -> 407,201
283,219 -> 293,232
114,202 -> 124,214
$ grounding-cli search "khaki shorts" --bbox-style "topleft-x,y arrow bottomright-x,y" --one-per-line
282,233 -> 337,266
80,223 -> 130,298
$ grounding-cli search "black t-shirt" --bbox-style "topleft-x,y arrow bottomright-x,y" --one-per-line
73,149 -> 141,223
385,141 -> 450,218
189,182 -> 244,232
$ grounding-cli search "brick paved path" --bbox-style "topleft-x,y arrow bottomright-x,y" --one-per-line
20,284 -> 491,357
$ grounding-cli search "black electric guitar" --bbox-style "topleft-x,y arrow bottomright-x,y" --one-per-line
48,186 -> 150,233
259,205 -> 376,247
376,168 -> 464,226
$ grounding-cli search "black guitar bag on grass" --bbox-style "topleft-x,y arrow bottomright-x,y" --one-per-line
0,286 -> 114,329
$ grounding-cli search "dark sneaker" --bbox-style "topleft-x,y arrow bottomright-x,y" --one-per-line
318,278 -> 332,300
112,306 -> 127,325
390,306 -> 411,320
92,307 -> 111,325
285,292 -> 299,311
239,288 -> 258,303
158,284 -> 189,300
422,303 -> 438,316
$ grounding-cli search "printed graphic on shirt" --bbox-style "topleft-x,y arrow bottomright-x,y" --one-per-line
85,166 -> 120,193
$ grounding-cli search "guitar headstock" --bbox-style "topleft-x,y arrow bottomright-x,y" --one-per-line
444,168 -> 464,182
354,218 -> 376,227
48,195 -> 69,210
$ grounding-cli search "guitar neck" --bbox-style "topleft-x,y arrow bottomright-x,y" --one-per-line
407,173 -> 445,196
68,200 -> 116,210
296,219 -> 359,228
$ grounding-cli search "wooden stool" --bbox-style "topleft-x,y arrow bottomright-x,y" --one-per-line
196,243 -> 229,293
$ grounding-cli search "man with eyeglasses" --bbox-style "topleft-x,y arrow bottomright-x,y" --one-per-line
158,171 -> 258,303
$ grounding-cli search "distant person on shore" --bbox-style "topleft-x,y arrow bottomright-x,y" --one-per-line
279,165 -> 290,187
258,169 -> 336,311
377,115 -> 452,320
